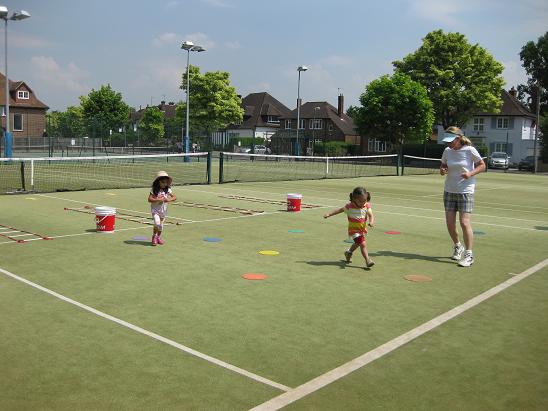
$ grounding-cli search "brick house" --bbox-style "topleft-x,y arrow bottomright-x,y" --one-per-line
0,72 -> 49,139
276,93 -> 360,154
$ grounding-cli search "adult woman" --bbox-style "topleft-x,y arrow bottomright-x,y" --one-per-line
440,126 -> 485,267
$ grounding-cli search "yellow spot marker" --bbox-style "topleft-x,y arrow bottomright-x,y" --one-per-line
259,250 -> 279,256
106,193 -> 116,196
25,198 -> 36,200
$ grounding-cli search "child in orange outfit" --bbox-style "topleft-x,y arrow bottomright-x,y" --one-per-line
324,186 -> 375,268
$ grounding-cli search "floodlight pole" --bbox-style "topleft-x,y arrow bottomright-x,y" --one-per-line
296,65 -> 308,156
533,83 -> 541,174
1,7 -> 30,158
181,41 -> 205,162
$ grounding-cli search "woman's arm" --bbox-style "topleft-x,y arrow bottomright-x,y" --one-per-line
462,159 -> 486,179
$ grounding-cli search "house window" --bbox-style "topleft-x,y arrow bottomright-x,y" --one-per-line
494,143 -> 507,152
473,118 -> 484,131
299,119 -> 305,129
13,113 -> 23,131
309,119 -> 323,129
328,123 -> 334,131
496,117 -> 509,129
17,90 -> 30,100
368,138 -> 386,153
285,120 -> 291,129
267,115 -> 279,123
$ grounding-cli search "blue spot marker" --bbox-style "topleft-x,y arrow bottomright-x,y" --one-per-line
288,229 -> 304,233
204,237 -> 222,242
473,231 -> 486,235
344,239 -> 353,243
133,236 -> 148,241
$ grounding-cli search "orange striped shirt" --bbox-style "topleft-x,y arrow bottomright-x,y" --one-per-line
344,201 -> 371,237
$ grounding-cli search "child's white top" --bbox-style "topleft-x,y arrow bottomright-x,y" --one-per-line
150,188 -> 173,215
441,146 -> 482,194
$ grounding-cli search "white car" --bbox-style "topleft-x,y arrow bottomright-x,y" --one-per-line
243,145 -> 268,154
488,152 -> 509,170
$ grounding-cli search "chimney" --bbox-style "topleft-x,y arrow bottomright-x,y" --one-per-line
338,93 -> 344,117
509,87 -> 517,98
160,100 -> 166,105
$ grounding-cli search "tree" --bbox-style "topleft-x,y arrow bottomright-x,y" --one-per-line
353,73 -> 434,147
517,31 -> 548,114
517,32 -> 548,160
180,65 -> 243,134
393,30 -> 505,128
138,107 -> 165,145
346,105 -> 360,120
80,84 -> 130,136
47,106 -> 86,139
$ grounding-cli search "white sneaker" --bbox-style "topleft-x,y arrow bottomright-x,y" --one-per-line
451,243 -> 465,260
458,251 -> 474,267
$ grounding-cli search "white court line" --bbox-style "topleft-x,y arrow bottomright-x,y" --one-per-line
250,258 -> 548,411
0,266 -> 291,392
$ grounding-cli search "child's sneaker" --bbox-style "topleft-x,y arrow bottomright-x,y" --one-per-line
344,251 -> 352,263
151,234 -> 158,246
157,236 -> 165,245
458,251 -> 474,267
451,243 -> 465,260
366,259 -> 375,268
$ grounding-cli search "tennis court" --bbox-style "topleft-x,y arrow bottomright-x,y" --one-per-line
1,156 -> 547,410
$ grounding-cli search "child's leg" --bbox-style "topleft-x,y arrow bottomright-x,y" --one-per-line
156,217 -> 166,244
359,242 -> 374,267
152,214 -> 162,245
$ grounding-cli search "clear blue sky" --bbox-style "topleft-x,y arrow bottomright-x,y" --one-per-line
5,0 -> 548,112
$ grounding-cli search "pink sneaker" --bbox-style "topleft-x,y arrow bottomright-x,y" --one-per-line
151,234 -> 158,246
157,236 -> 165,245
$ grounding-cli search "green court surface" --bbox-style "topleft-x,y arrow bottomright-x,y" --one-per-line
1,172 -> 547,410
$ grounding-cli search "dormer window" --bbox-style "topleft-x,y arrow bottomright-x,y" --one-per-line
267,115 -> 279,123
17,90 -> 30,100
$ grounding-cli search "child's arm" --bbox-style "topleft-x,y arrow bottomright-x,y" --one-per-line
148,193 -> 158,203
166,192 -> 177,202
324,207 -> 345,219
367,208 -> 375,227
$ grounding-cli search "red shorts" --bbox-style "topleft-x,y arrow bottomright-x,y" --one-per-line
352,234 -> 365,245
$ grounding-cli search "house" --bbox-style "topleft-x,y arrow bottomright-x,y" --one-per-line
275,93 -> 360,155
224,92 -> 292,140
0,72 -> 49,140
437,88 -> 537,164
130,100 -> 178,129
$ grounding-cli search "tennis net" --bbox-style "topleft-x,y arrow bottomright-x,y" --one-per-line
402,155 -> 441,175
0,152 -> 211,194
219,153 -> 399,183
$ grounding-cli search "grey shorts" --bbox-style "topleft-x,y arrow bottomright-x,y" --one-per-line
443,191 -> 474,213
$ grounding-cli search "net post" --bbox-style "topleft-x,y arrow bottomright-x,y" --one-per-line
20,161 -> 26,191
401,155 -> 405,176
397,152 -> 401,176
219,152 -> 224,183
325,157 -> 329,177
207,151 -> 212,184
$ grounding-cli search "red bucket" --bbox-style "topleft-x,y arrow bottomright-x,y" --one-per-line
95,206 -> 116,233
287,193 -> 302,212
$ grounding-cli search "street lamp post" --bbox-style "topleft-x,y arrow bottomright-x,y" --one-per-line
0,6 -> 30,158
181,40 -> 205,162
533,83 -> 541,174
296,65 -> 308,156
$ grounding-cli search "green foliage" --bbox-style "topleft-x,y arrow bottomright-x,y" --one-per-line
47,106 -> 86,138
79,84 -> 130,135
393,29 -> 505,128
346,105 -> 360,120
181,65 -> 244,133
517,32 -> 548,114
138,107 -> 165,145
317,141 -> 352,156
354,72 -> 434,146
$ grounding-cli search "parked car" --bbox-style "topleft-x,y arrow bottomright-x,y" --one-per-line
518,156 -> 537,171
488,152 -> 509,170
243,145 -> 268,154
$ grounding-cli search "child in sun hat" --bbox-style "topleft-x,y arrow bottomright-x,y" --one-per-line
148,171 -> 177,246
323,186 -> 375,268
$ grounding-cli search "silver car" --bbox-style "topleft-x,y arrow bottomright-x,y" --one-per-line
488,152 -> 509,170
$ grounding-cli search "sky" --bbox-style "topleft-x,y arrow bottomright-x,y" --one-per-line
4,0 -> 548,112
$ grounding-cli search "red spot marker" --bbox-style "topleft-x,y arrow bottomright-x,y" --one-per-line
241,273 -> 268,280
384,231 -> 401,235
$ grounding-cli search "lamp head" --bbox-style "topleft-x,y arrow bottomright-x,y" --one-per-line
194,46 -> 206,52
181,41 -> 195,50
0,6 -> 8,19
297,65 -> 308,72
11,10 -> 31,20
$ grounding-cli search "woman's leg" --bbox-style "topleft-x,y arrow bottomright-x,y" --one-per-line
445,210 -> 459,244
459,212 -> 473,251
